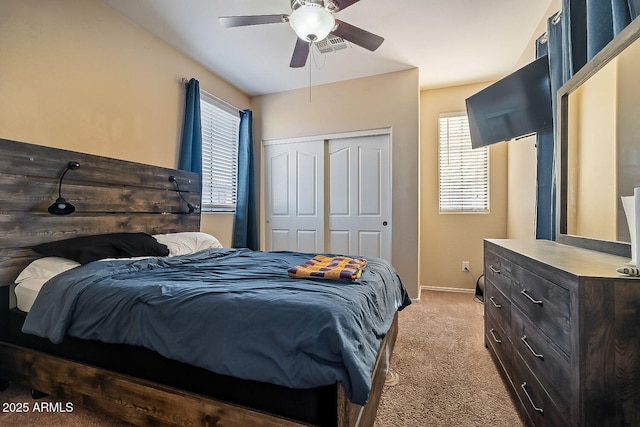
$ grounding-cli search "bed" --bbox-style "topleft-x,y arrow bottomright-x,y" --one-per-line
0,138 -> 410,427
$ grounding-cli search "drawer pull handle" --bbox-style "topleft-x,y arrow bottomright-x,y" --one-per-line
521,289 -> 543,305
489,328 -> 502,344
489,265 -> 501,274
489,297 -> 502,309
521,382 -> 544,414
521,336 -> 544,359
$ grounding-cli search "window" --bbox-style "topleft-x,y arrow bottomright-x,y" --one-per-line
200,92 -> 240,212
438,113 -> 489,213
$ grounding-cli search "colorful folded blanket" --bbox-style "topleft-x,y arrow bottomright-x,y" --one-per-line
288,255 -> 367,281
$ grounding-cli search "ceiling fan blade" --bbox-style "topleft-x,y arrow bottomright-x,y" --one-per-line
332,19 -> 384,51
290,38 -> 310,68
332,0 -> 361,11
219,15 -> 288,28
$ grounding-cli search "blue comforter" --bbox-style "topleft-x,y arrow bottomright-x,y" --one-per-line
23,248 -> 411,405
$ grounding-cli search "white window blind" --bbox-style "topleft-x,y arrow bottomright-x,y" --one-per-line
438,113 -> 489,213
200,93 -> 240,212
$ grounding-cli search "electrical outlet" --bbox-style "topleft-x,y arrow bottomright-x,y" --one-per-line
462,261 -> 470,272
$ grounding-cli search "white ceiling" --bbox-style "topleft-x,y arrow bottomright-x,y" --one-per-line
100,0 -> 553,97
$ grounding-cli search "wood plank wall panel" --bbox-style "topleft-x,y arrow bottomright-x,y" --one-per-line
0,138 -> 201,289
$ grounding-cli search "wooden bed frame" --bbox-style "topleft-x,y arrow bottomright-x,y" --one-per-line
0,138 -> 398,426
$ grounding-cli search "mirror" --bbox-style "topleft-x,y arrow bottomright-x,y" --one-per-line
558,17 -> 640,256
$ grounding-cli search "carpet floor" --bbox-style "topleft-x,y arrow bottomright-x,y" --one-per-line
374,290 -> 524,426
0,290 -> 524,426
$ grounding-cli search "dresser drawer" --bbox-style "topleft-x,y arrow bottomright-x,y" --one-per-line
511,351 -> 568,427
511,305 -> 571,415
485,313 -> 512,374
511,264 -> 572,355
485,250 -> 512,297
485,281 -> 511,342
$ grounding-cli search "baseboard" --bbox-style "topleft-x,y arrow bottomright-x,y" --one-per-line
420,286 -> 475,294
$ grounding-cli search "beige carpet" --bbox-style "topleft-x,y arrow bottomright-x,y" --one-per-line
0,290 -> 524,426
374,290 -> 524,426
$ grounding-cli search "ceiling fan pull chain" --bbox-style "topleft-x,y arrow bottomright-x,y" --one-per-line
309,40 -> 312,102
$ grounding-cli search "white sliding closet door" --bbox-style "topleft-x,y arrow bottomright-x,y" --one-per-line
327,135 -> 391,260
264,141 -> 324,253
263,131 -> 391,261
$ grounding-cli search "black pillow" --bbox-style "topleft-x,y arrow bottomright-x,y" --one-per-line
33,232 -> 170,265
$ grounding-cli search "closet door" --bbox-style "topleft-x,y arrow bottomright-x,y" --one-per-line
264,141 -> 324,253
327,134 -> 391,260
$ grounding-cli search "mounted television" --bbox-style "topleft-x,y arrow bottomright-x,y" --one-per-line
466,55 -> 553,149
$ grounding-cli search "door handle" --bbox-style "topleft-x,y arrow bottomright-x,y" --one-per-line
382,221 -> 388,226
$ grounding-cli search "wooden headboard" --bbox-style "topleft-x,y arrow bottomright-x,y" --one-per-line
0,138 -> 200,326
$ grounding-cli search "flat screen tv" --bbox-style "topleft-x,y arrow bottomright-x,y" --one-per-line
466,55 -> 553,149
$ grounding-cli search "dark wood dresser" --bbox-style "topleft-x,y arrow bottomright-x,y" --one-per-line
483,239 -> 640,426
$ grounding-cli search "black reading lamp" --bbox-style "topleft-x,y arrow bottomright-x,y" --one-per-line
169,175 -> 197,214
48,161 -> 80,215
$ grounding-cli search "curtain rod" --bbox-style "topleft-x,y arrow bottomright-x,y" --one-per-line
181,78 -> 243,113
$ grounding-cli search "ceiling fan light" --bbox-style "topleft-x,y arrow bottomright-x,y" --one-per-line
289,4 -> 335,42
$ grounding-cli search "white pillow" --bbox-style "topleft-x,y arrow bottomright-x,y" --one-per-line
152,232 -> 223,256
14,257 -> 81,312
15,278 -> 49,312
15,257 -> 80,284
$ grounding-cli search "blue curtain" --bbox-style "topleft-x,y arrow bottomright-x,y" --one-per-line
535,33 -> 556,240
232,110 -> 258,250
561,0 -> 637,75
632,0 -> 640,18
178,78 -> 202,175
535,1 -> 638,239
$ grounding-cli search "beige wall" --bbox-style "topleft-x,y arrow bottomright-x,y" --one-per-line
617,36 -> 640,241
0,0 -> 250,246
252,69 -> 421,299
567,62 -> 617,239
506,133 -> 538,239
420,83 -> 508,291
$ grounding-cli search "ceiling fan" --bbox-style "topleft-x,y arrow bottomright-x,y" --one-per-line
219,0 -> 384,68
